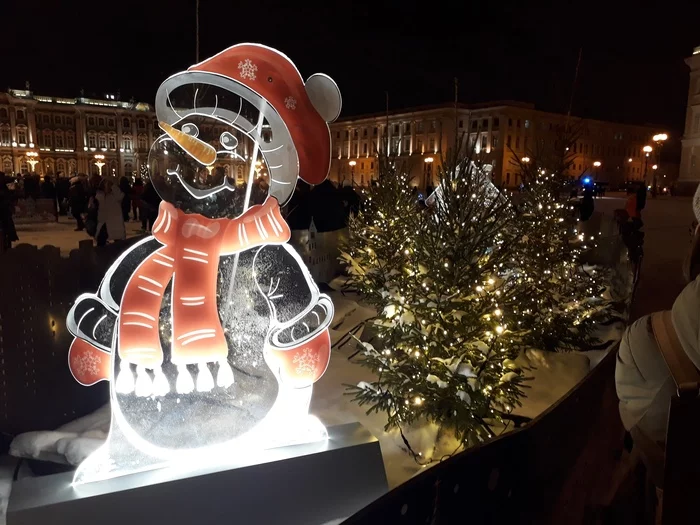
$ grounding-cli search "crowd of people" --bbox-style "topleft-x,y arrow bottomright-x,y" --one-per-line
0,172 -> 364,251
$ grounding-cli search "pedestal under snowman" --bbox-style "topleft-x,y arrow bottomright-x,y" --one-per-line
65,43 -> 342,484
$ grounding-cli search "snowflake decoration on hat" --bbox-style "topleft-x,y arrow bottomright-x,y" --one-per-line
71,352 -> 101,377
237,59 -> 257,81
293,348 -> 320,375
284,96 -> 297,110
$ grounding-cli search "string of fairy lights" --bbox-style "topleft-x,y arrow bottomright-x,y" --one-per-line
342,153 -> 611,455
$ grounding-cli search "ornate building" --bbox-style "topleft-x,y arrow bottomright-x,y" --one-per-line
0,88 -> 156,179
679,45 -> 700,193
329,102 -> 670,189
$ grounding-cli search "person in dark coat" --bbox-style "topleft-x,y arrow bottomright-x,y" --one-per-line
69,176 -> 87,231
339,180 -> 361,223
40,176 -> 58,220
131,178 -> 144,221
0,176 -> 19,250
285,180 -> 312,230
140,178 -> 162,232
636,183 -> 647,217
119,176 -> 132,222
579,186 -> 595,222
308,179 -> 345,232
55,176 -> 70,215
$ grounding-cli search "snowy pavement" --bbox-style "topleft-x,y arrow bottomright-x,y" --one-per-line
13,217 -> 144,255
594,196 -> 694,320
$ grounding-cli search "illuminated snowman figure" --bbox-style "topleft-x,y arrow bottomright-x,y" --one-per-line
65,43 -> 342,483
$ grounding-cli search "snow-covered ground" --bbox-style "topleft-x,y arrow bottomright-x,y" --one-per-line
13,217 -> 143,255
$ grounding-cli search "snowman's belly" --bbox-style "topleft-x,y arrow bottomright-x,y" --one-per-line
113,360 -> 278,450
113,251 -> 278,450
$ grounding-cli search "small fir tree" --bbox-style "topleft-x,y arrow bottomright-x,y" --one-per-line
342,150 -> 527,450
508,130 -> 610,352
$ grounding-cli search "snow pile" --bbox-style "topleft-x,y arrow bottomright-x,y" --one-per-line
9,404 -> 110,466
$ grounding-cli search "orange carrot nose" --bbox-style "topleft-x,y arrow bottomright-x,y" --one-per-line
159,121 -> 217,166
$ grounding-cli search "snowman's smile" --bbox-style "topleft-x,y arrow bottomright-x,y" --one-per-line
154,71 -> 301,206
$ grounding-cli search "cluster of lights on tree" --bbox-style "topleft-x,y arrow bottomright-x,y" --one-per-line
342,140 -> 611,461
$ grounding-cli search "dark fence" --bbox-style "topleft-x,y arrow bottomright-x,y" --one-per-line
341,346 -> 625,525
0,238 -> 143,445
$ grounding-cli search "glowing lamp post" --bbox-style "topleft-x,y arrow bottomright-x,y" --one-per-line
94,154 -> 106,176
26,151 -> 39,173
652,134 -> 667,195
521,156 -> 530,163
424,156 -> 434,189
593,161 -> 601,182
642,145 -> 652,184
348,160 -> 356,186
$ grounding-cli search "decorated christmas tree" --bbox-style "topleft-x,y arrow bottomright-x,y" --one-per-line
508,131 -> 610,352
342,150 -> 526,451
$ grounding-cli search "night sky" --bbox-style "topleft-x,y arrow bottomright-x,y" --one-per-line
2,1 -> 699,132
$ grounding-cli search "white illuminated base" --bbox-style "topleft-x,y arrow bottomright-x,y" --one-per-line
8,422 -> 387,525
73,386 -> 328,485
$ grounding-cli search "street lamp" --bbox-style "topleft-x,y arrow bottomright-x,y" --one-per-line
521,156 -> 530,163
642,145 -> 652,184
593,160 -> 601,182
94,154 -> 106,176
26,151 -> 39,173
652,134 -> 667,195
348,160 -> 356,186
424,157 -> 434,189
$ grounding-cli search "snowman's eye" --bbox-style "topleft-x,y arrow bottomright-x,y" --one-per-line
220,132 -> 239,151
181,123 -> 199,137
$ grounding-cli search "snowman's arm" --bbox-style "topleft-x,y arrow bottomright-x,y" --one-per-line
67,294 -> 118,352
253,244 -> 333,342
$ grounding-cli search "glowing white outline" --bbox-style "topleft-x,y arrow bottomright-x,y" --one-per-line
77,307 -> 95,331
138,286 -> 161,297
184,248 -> 208,256
177,329 -> 215,340
182,256 -> 208,264
92,314 -> 107,340
123,321 -> 154,329
123,312 -> 157,321
138,276 -> 163,288
181,333 -> 216,346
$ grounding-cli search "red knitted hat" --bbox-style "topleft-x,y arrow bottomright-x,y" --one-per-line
189,43 -> 341,186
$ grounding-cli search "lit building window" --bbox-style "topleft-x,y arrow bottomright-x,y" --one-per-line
0,127 -> 11,146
